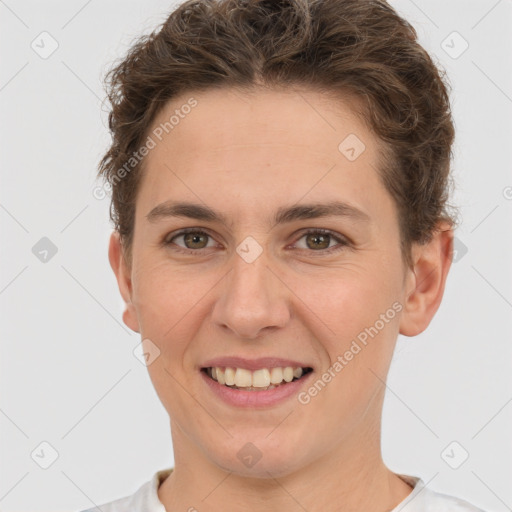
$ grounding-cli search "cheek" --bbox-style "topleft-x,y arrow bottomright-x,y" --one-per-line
134,264 -> 203,411
132,260 -> 200,330
312,263 -> 402,378
318,265 -> 398,330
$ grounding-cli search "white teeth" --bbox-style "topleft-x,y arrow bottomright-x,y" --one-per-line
224,367 -> 236,386
207,365 -> 308,388
252,368 -> 270,387
269,367 -> 284,385
234,368 -> 252,387
216,367 -> 226,385
283,367 -> 294,382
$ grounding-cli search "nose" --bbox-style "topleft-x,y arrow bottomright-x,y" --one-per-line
210,251 -> 291,340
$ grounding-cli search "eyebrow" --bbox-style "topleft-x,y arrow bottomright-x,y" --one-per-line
146,200 -> 371,228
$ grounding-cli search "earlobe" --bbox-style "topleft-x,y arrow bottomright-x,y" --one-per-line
399,223 -> 454,337
108,231 -> 140,333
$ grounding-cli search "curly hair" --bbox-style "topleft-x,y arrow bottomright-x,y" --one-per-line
98,0 -> 457,268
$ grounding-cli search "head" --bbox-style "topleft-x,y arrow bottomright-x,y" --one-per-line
104,0 -> 456,478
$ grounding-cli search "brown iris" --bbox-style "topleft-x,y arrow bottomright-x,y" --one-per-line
183,232 -> 209,249
305,232 -> 330,250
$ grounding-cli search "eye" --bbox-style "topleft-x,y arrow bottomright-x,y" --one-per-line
292,229 -> 349,254
164,228 -> 350,255
165,229 -> 217,253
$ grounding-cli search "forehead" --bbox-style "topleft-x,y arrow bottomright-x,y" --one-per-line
137,86 -> 392,224
148,86 -> 370,155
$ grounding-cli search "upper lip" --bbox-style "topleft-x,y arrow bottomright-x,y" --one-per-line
201,357 -> 313,371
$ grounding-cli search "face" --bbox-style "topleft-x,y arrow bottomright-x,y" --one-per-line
109,86 -> 446,478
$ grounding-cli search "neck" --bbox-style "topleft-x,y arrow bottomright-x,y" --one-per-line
158,411 -> 413,512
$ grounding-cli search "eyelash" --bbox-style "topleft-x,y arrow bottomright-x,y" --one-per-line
164,228 -> 350,256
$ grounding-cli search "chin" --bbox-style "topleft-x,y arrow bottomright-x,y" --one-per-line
205,433 -> 309,479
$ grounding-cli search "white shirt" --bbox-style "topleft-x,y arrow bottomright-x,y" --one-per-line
77,470 -> 487,512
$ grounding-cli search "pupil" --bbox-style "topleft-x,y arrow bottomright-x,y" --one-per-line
185,232 -> 207,248
308,233 -> 329,250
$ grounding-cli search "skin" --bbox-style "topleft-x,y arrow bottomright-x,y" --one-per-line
109,86 -> 453,512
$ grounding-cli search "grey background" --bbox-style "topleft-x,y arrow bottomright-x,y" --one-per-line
1,0 -> 511,510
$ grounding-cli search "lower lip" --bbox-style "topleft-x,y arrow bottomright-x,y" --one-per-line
200,370 -> 313,408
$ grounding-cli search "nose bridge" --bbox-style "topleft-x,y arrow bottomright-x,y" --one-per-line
211,247 -> 290,339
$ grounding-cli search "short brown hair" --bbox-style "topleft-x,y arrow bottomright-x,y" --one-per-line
98,0 -> 457,268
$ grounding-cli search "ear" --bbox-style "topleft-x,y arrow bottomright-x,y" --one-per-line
108,231 -> 140,333
399,222 -> 454,337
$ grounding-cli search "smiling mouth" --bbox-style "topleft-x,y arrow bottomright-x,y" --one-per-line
202,366 -> 313,391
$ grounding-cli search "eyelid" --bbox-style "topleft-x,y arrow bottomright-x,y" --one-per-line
164,227 -> 219,249
289,228 -> 350,253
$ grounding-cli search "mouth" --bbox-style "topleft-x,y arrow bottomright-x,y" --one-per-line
201,366 -> 314,391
